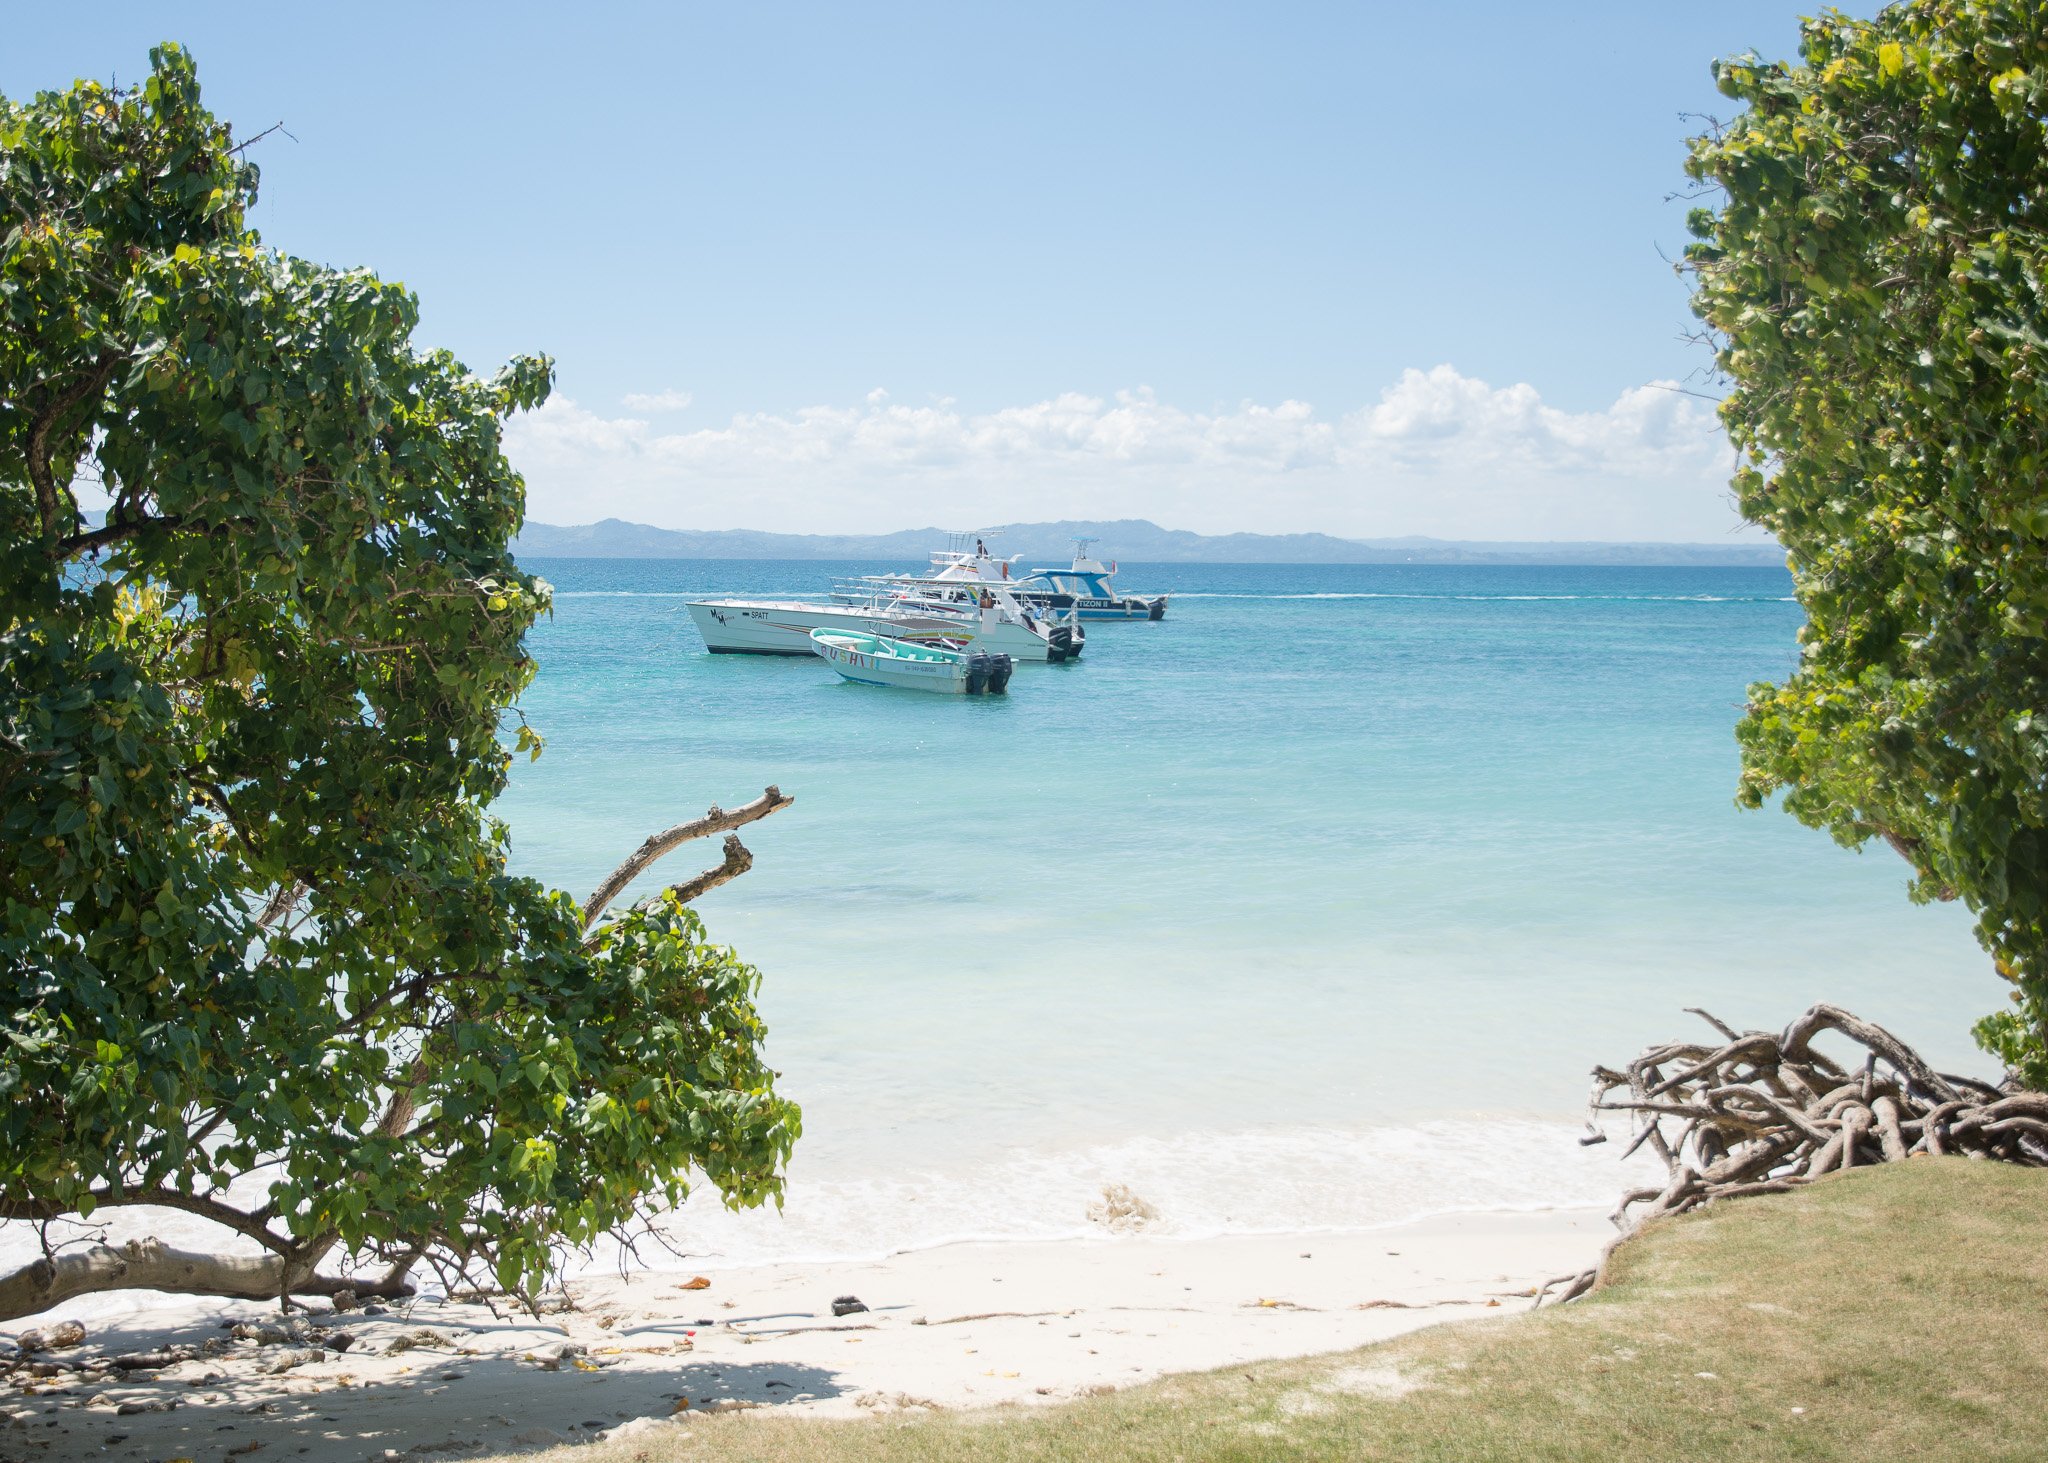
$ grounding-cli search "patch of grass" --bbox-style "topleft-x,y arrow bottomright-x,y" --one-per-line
560,1159 -> 2048,1462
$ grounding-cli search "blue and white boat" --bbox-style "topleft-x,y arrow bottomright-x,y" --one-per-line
809,628 -> 1014,695
1016,539 -> 1169,621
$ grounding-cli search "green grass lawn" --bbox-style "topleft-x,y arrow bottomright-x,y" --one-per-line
562,1158 -> 2048,1462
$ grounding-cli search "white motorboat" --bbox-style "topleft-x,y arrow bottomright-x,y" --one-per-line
838,535 -> 1168,621
687,583 -> 1081,661
809,629 -> 1013,695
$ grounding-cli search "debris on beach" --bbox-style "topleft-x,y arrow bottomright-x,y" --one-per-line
382,1329 -> 455,1356
1087,1183 -> 1159,1232
611,1415 -> 689,1440
831,1295 -> 869,1316
263,1348 -> 324,1375
14,1320 -> 86,1353
676,1275 -> 712,1290
106,1345 -> 200,1370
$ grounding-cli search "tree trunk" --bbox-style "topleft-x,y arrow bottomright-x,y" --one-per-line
0,1238 -> 410,1323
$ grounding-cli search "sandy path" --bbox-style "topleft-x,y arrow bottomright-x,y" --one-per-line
0,1206 -> 1607,1462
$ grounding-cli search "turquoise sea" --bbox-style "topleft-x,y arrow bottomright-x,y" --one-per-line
500,558 -> 1996,1265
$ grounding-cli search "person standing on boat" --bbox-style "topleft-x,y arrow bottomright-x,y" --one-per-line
976,537 -> 988,557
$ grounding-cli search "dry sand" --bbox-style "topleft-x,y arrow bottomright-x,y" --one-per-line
0,1207 -> 1608,1461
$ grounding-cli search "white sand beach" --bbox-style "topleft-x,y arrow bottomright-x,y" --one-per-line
0,1206 -> 1609,1461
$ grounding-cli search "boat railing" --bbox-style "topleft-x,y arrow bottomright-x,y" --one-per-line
827,577 -> 918,609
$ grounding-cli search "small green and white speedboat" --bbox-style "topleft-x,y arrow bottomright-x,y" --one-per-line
809,628 -> 1013,695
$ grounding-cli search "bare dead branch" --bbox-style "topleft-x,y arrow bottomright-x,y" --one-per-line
581,786 -> 792,930
229,119 -> 298,154
665,833 -> 754,906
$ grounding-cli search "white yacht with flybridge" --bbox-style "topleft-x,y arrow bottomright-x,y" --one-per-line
837,536 -> 1169,621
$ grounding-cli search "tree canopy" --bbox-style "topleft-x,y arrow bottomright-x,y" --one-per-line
1688,1 -> 2048,1083
0,45 -> 799,1319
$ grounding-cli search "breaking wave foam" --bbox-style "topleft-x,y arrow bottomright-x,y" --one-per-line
0,1119 -> 1652,1317
629,1117 -> 1654,1272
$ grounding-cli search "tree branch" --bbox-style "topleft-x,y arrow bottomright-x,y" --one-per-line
666,833 -> 754,906
25,350 -> 125,543
57,512 -> 184,558
580,786 -> 792,931
229,119 -> 298,155
0,1190 -> 289,1256
0,1238 -> 412,1323
1873,825 -> 1958,900
375,1058 -> 431,1140
255,879 -> 308,933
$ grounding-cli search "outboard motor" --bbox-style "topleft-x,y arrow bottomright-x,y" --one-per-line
1146,598 -> 1166,621
965,652 -> 992,694
1047,625 -> 1073,663
987,653 -> 1013,693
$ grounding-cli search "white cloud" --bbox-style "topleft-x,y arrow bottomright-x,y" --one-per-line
619,388 -> 693,412
504,367 -> 1746,541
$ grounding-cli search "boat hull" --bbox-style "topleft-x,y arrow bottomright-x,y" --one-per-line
687,600 -> 953,656
815,639 -> 965,692
809,630 -> 1012,694
1011,592 -> 1166,621
687,599 -> 1071,659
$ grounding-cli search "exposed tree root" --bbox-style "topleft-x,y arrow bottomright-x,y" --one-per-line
1536,1003 -> 2045,1306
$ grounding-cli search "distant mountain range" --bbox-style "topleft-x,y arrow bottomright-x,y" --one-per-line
510,517 -> 1784,567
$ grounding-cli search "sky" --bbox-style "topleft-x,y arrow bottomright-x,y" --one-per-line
7,3 -> 1847,541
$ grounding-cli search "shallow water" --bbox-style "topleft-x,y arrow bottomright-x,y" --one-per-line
497,558 -> 1994,1264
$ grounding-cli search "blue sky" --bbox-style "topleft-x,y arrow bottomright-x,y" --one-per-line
8,3 -> 1841,540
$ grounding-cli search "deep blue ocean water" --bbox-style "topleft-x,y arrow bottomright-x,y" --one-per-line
494,558 -> 1994,1262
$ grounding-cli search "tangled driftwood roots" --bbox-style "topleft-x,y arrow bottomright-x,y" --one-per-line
1537,1003 -> 2048,1305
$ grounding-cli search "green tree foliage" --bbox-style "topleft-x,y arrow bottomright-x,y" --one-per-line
1687,3 -> 2048,1083
0,46 -> 799,1315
